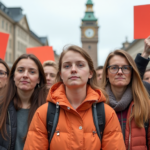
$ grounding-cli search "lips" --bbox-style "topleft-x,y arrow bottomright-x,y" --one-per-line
21,81 -> 29,84
69,76 -> 79,79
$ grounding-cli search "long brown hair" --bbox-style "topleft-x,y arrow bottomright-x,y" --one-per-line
0,54 -> 47,139
56,45 -> 108,99
100,50 -> 150,128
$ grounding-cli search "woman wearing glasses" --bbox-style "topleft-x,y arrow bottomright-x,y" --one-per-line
100,50 -> 150,150
0,59 -> 10,98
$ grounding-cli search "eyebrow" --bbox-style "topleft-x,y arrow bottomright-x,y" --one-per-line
63,61 -> 86,64
17,67 -> 37,70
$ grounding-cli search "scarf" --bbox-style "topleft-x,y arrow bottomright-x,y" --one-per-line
105,84 -> 133,112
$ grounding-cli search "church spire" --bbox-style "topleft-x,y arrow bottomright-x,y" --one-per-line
82,0 -> 97,21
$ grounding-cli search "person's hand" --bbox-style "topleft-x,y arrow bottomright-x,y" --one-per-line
142,36 -> 150,59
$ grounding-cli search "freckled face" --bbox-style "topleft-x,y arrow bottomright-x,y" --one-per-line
60,51 -> 93,88
107,55 -> 132,88
14,58 -> 40,92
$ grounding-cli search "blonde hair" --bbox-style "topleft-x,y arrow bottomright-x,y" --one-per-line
100,49 -> 150,128
43,60 -> 58,71
56,45 -> 108,99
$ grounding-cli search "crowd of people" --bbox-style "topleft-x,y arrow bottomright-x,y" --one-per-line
0,37 -> 150,150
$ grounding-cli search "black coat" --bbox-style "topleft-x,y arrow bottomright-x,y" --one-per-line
135,53 -> 150,95
0,101 -> 17,150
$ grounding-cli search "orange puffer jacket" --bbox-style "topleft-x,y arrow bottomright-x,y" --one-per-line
125,101 -> 150,150
24,82 -> 125,150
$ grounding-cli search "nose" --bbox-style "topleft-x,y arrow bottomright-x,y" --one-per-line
117,68 -> 123,74
71,64 -> 77,73
46,74 -> 51,81
23,70 -> 28,77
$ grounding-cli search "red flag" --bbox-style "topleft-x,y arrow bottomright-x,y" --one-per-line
134,4 -> 150,39
26,46 -> 55,64
0,32 -> 9,60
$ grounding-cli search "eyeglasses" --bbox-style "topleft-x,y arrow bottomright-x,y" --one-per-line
107,65 -> 132,74
0,70 -> 7,78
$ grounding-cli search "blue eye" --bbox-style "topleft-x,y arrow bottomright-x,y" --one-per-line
111,66 -> 117,70
78,64 -> 83,67
30,71 -> 35,74
64,65 -> 70,68
18,69 -> 23,72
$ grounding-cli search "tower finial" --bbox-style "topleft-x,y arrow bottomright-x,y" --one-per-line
86,0 -> 93,5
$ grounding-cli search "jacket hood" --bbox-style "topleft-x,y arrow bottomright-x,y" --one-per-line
46,82 -> 106,110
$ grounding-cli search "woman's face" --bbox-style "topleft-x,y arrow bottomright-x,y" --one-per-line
14,58 -> 40,92
43,66 -> 57,89
0,63 -> 8,89
60,51 -> 93,88
107,55 -> 132,88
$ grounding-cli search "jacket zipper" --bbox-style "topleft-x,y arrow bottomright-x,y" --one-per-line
128,105 -> 134,150
8,111 -> 11,150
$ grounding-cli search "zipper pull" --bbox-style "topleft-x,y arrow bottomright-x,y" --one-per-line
56,130 -> 60,136
93,131 -> 97,136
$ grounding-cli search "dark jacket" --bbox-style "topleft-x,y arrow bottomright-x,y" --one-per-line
0,101 -> 17,150
135,53 -> 150,79
135,53 -> 150,95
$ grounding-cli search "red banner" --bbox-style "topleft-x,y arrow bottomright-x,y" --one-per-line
134,4 -> 150,39
26,46 -> 55,64
0,32 -> 9,60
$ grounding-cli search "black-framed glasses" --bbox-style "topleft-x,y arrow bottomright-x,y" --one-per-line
0,70 -> 7,78
107,65 -> 132,74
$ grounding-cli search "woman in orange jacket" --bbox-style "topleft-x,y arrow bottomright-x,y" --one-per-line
100,50 -> 150,150
24,45 -> 125,150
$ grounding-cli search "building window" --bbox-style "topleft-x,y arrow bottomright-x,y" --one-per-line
9,39 -> 12,48
9,53 -> 11,63
18,28 -> 20,36
1,20 -> 4,29
9,25 -> 12,33
6,22 -> 8,31
5,51 -> 7,61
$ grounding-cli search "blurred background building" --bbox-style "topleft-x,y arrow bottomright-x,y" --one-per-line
121,38 -> 150,69
0,2 -> 49,67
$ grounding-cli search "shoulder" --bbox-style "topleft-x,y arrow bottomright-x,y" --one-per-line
104,103 -> 116,117
32,103 -> 49,127
104,103 -> 120,128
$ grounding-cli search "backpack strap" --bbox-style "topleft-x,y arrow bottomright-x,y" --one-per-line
47,102 -> 60,150
144,121 -> 149,149
92,102 -> 105,143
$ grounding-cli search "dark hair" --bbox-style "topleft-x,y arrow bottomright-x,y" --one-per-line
0,54 -> 47,139
0,58 -> 10,76
96,66 -> 103,71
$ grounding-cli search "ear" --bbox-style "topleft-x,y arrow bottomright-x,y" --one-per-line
88,70 -> 93,79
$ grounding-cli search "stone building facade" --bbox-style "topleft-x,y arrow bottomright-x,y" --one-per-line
0,2 -> 49,67
122,38 -> 150,69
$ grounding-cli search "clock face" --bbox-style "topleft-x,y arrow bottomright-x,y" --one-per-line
85,29 -> 94,38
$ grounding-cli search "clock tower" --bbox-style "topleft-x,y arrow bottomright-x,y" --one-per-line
80,0 -> 99,68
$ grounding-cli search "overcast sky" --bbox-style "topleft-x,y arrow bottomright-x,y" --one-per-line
1,0 -> 150,65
